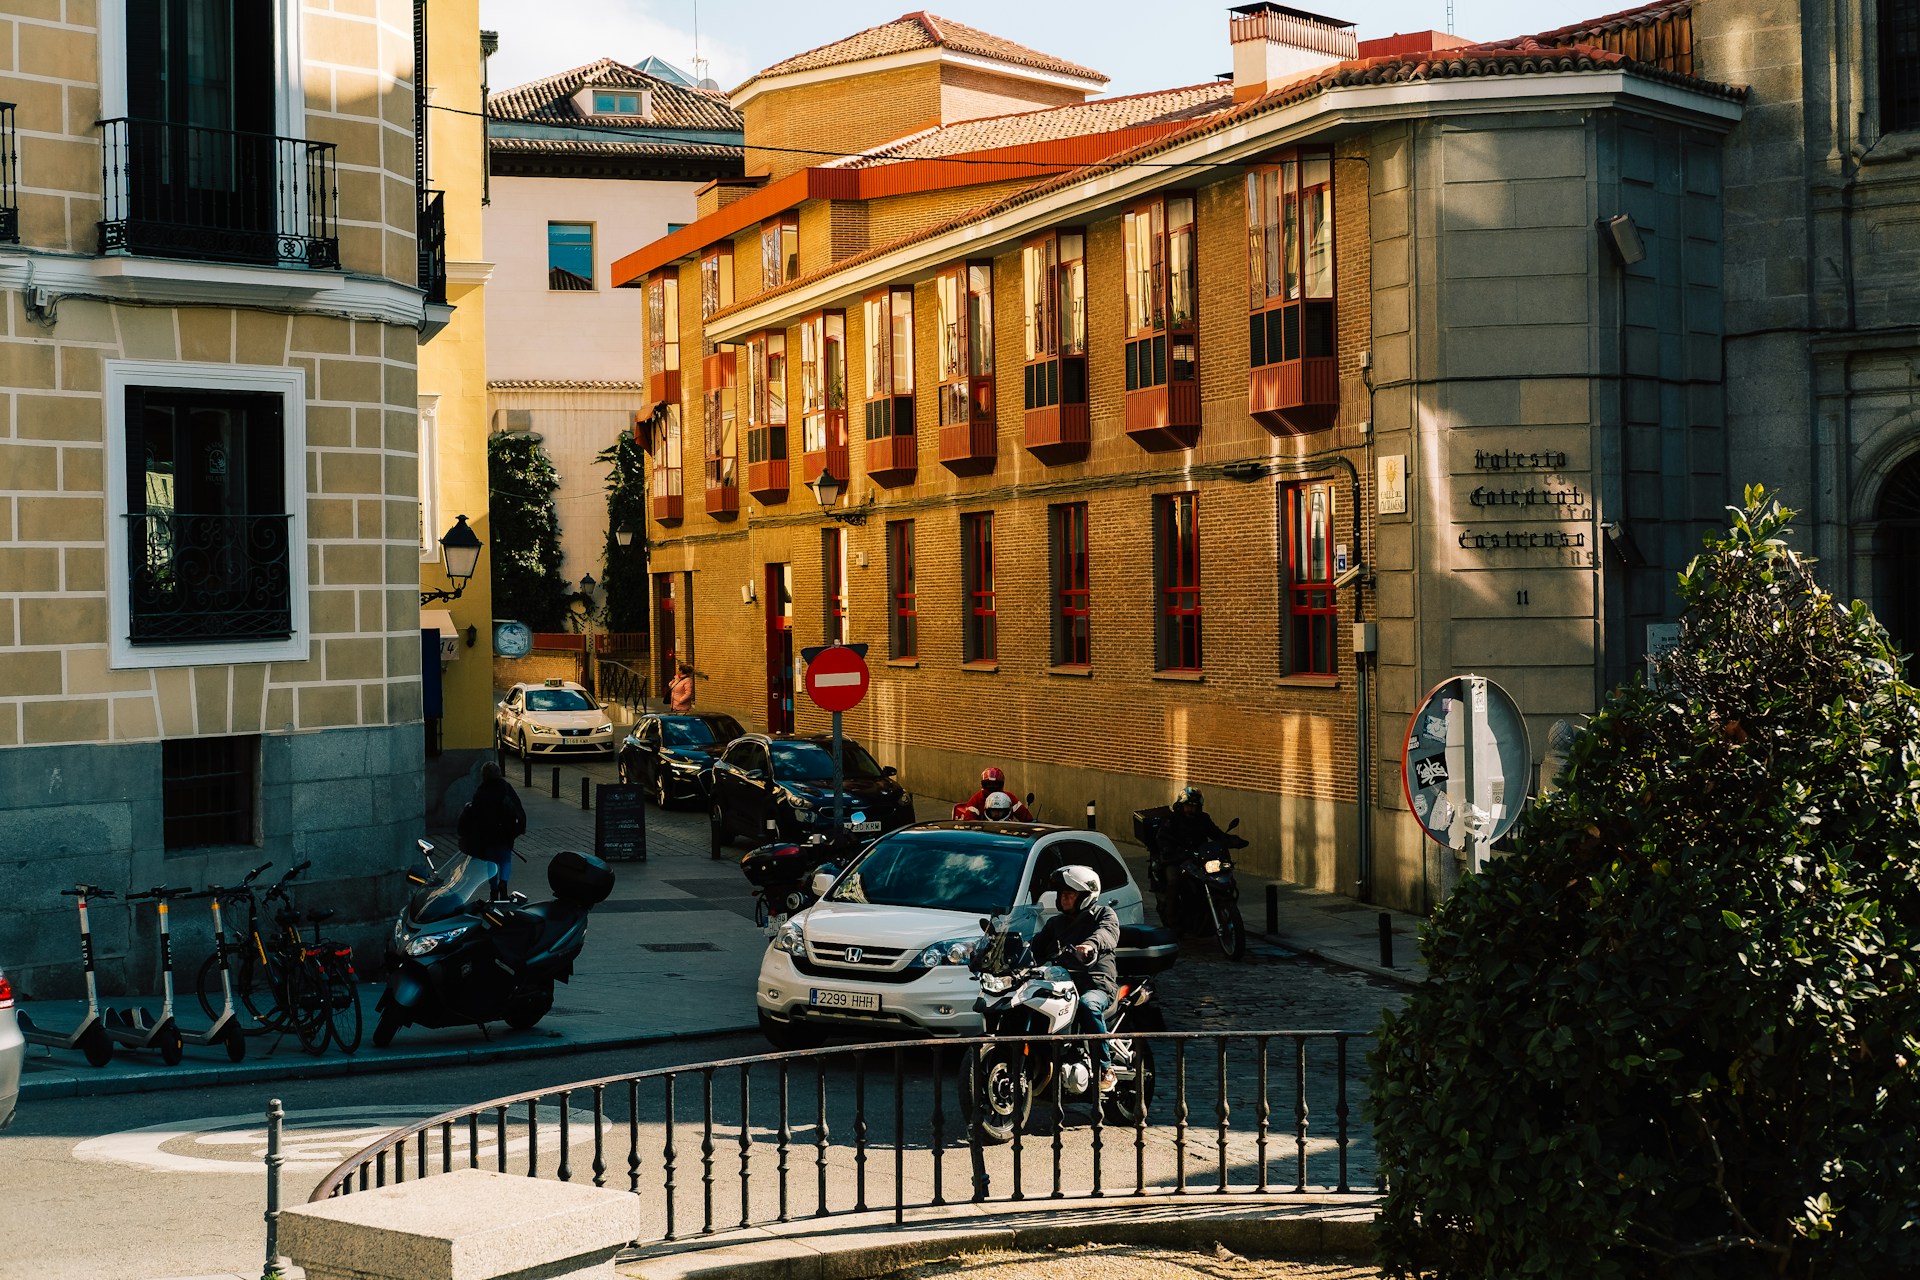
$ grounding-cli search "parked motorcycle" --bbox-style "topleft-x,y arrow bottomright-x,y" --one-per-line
739,830 -> 858,927
1135,806 -> 1248,960
373,847 -> 613,1047
960,914 -> 1175,1144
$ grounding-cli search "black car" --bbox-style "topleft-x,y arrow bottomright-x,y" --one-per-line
706,733 -> 914,856
617,712 -> 745,807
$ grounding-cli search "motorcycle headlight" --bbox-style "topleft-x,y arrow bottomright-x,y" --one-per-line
911,936 -> 976,969
978,972 -> 1013,994
770,920 -> 805,955
1203,858 -> 1230,874
405,926 -> 468,956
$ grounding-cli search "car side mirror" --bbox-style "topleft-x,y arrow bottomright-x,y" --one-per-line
1228,817 -> 1241,831
882,765 -> 898,777
810,864 -> 840,898
747,768 -> 768,783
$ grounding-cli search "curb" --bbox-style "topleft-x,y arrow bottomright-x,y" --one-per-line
618,1197 -> 1379,1280
19,1020 -> 761,1102
1261,935 -> 1423,988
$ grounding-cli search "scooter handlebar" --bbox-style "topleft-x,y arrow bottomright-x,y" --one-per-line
60,884 -> 114,898
126,885 -> 194,901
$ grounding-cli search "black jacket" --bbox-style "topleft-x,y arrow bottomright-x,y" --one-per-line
458,780 -> 527,856
1159,808 -> 1244,859
1032,902 -> 1120,998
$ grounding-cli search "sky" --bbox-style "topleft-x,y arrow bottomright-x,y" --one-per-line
478,0 -> 1630,101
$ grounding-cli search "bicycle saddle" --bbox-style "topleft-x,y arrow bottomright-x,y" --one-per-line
305,908 -> 336,924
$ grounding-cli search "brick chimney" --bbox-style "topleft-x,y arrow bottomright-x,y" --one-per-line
1229,3 -> 1358,103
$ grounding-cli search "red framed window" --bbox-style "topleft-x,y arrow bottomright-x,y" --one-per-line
646,271 -> 679,379
887,519 -> 916,659
704,352 -> 736,495
1050,502 -> 1089,667
1155,493 -> 1201,671
1022,230 -> 1086,410
800,310 -> 847,455
935,261 -> 994,428
1122,195 -> 1197,393
1246,150 -> 1334,368
962,511 -> 995,662
744,331 -> 786,464
1282,480 -> 1338,676
761,211 -> 798,291
651,403 -> 683,497
863,287 -> 915,442
823,526 -> 845,644
699,243 -> 733,321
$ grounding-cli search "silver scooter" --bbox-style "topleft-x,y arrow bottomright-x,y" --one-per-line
101,886 -> 188,1065
181,884 -> 248,1062
16,884 -> 116,1067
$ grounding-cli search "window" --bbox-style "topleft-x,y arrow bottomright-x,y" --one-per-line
667,221 -> 687,235
936,262 -> 994,429
1886,1 -> 1920,131
592,90 -> 644,115
1050,503 -> 1089,667
863,286 -> 915,441
761,212 -> 798,291
744,331 -> 786,471
887,519 -> 916,659
1022,230 -> 1087,412
1155,493 -> 1201,671
1283,481 -> 1338,676
962,512 -> 996,662
1122,195 -> 1197,393
548,222 -> 594,290
1246,150 -> 1334,368
704,353 -> 736,500
823,526 -> 845,644
1027,839 -> 1129,900
162,735 -> 258,850
652,403 -> 683,508
417,394 -> 439,557
111,363 -> 307,668
699,243 -> 733,321
646,271 -> 679,380
800,310 -> 848,462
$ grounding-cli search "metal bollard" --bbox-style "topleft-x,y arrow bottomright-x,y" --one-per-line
1379,912 -> 1394,968
522,755 -> 532,788
1265,883 -> 1278,937
581,776 -> 591,811
550,766 -> 560,799
261,1097 -> 285,1280
1085,800 -> 1096,831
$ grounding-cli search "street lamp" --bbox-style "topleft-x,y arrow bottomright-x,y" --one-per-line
421,514 -> 483,605
572,573 -> 600,697
809,468 -> 866,526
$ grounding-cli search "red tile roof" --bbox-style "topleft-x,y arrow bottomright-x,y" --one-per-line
735,11 -> 1106,93
491,57 -> 742,132
490,136 -> 744,161
846,83 -> 1233,167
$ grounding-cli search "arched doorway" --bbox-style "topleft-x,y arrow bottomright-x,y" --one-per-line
1873,454 -> 1920,668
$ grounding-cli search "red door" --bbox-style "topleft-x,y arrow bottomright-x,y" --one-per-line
765,564 -> 794,732
653,572 -> 676,701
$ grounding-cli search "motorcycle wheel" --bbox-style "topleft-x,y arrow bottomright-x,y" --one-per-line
1217,897 -> 1248,961
372,1003 -> 406,1049
962,1044 -> 1031,1145
1103,1040 -> 1156,1127
504,983 -> 554,1031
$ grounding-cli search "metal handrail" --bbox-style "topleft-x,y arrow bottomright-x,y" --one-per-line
307,1029 -> 1376,1245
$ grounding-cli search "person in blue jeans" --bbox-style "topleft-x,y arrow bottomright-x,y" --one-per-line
1032,864 -> 1121,1092
458,762 -> 527,896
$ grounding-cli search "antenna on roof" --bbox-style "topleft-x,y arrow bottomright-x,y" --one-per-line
1446,0 -> 1455,34
691,0 -> 710,89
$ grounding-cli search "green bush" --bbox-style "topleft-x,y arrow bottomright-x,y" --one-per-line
1370,489 -> 1920,1278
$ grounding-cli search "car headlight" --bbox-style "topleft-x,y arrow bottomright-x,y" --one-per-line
979,972 -> 1013,994
1203,858 -> 1230,874
667,756 -> 703,772
911,936 -> 977,969
405,926 -> 469,956
789,795 -> 814,813
595,723 -> 614,734
770,920 -> 805,955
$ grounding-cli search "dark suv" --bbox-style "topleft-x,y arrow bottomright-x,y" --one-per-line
617,712 -> 745,807
706,733 -> 914,856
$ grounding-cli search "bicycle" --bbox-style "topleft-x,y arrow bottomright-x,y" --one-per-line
195,861 -> 334,1053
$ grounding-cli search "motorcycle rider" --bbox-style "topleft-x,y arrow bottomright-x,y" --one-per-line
1155,786 -> 1246,887
1030,865 -> 1120,1093
961,767 -> 1032,820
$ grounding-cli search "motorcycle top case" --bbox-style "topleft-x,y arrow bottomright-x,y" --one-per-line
739,843 -> 812,888
1132,806 -> 1171,852
548,849 -> 615,906
1115,923 -> 1179,975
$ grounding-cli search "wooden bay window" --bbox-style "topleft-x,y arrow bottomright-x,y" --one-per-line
1124,195 -> 1199,451
651,402 -> 684,522
800,310 -> 848,488
761,212 -> 799,291
646,270 -> 679,406
1247,150 -> 1337,434
863,286 -> 916,482
700,244 -> 737,516
744,331 -> 788,501
937,261 -> 995,474
1023,230 -> 1088,462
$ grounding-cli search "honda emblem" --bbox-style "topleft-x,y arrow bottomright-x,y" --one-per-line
845,946 -> 864,963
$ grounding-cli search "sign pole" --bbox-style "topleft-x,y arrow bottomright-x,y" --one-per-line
831,709 -> 845,830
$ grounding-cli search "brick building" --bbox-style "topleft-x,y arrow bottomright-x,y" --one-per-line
613,3 -> 1746,912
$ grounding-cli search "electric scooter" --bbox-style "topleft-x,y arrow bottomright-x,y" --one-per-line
101,886 -> 188,1065
181,885 -> 248,1062
16,884 -> 116,1067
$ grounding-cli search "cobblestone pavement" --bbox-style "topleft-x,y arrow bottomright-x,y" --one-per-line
1154,946 -> 1409,1036
874,1243 -> 1383,1280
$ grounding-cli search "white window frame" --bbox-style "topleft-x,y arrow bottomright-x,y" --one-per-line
417,393 -> 441,559
104,360 -> 311,671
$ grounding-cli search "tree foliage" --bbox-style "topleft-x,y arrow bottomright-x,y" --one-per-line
486,432 -> 567,631
594,431 -> 650,633
1370,489 -> 1920,1278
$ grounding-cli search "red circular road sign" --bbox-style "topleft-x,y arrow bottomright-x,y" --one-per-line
804,645 -> 870,713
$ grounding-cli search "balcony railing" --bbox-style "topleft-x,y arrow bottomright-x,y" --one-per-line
0,104 -> 17,244
126,512 -> 294,644
418,188 -> 448,305
100,118 -> 339,269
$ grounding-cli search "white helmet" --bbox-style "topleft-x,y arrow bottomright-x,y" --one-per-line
1049,864 -> 1100,898
984,791 -> 1016,820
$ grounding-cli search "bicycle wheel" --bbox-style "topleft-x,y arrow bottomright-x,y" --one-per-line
233,948 -> 287,1033
291,954 -> 330,1054
323,952 -> 362,1054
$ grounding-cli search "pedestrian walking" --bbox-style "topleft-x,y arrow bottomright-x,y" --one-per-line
669,662 -> 696,713
458,761 -> 527,896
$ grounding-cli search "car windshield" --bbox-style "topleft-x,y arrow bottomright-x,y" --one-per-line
526,689 -> 594,712
664,716 -> 741,747
827,829 -> 1031,914
771,740 -> 885,783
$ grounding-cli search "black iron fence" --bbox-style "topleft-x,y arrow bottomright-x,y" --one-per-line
309,1031 -> 1376,1246
418,188 -> 447,304
99,118 -> 339,269
126,512 -> 294,644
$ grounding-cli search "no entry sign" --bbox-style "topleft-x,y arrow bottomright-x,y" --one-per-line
803,644 -> 870,713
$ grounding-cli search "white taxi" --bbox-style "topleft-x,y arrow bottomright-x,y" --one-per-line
494,679 -> 616,757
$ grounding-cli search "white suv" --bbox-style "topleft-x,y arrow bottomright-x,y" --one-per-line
755,821 -> 1165,1048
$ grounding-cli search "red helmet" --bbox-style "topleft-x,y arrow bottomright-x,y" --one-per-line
981,766 -> 1005,789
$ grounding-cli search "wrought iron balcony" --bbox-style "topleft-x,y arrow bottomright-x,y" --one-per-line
418,188 -> 448,304
126,512 -> 294,644
0,104 -> 17,244
99,118 -> 339,269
